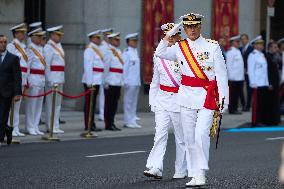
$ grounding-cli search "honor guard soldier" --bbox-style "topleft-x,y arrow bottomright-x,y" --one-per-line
82,30 -> 105,132
122,33 -> 141,128
226,35 -> 245,114
155,13 -> 229,187
7,23 -> 29,137
144,23 -> 187,179
44,25 -> 65,134
247,36 -> 270,126
98,28 -> 113,121
27,22 -> 42,46
103,32 -> 123,131
25,28 -> 46,135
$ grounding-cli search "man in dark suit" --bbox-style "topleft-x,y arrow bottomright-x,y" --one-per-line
0,35 -> 22,145
240,34 -> 254,111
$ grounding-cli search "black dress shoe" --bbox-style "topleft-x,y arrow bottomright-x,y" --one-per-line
59,119 -> 66,124
229,111 -> 242,115
5,126 -> 13,145
91,128 -> 102,132
106,127 -> 116,131
112,125 -> 121,131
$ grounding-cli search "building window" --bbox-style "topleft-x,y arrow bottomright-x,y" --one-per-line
24,0 -> 46,29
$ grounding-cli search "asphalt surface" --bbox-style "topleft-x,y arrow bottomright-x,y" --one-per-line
0,131 -> 284,189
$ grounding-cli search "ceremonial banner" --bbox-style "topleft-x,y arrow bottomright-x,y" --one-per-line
142,0 -> 174,84
213,0 -> 239,50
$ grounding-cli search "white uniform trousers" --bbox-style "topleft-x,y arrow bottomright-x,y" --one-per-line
123,85 -> 140,125
99,85 -> 105,118
25,86 -> 44,133
146,110 -> 187,174
45,85 -> 63,131
8,87 -> 25,133
180,107 -> 214,177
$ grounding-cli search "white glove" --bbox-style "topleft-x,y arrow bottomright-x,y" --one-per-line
104,83 -> 109,90
167,21 -> 183,37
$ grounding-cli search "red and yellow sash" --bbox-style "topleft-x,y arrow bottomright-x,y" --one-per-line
50,43 -> 65,60
30,47 -> 47,67
178,40 -> 208,81
90,46 -> 104,61
178,39 -> 219,110
13,43 -> 28,62
110,48 -> 124,65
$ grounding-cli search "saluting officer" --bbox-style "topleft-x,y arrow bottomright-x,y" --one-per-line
144,23 -> 186,180
44,25 -> 65,134
122,33 -> 141,128
226,35 -> 245,114
25,28 -> 46,135
155,13 -> 229,187
103,32 -> 123,131
82,30 -> 105,132
7,23 -> 29,137
247,36 -> 270,126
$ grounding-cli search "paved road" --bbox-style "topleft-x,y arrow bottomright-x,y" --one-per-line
0,131 -> 283,189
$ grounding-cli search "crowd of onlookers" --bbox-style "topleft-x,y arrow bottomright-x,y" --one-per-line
219,34 -> 284,126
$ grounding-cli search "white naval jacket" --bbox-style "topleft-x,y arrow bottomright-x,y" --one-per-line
149,55 -> 181,112
44,39 -> 65,86
155,36 -> 229,110
247,49 -> 269,88
82,42 -> 105,86
27,43 -> 45,87
104,45 -> 124,86
7,38 -> 29,86
226,46 -> 245,81
122,46 -> 141,86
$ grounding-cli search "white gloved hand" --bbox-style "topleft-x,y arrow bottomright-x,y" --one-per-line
167,21 -> 183,37
104,83 -> 109,90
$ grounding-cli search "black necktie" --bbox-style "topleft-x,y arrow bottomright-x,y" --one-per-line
0,54 -> 2,64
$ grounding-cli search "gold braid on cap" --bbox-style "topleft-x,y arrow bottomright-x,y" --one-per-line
188,14 -> 196,21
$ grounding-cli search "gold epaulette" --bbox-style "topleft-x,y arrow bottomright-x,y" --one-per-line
206,39 -> 218,44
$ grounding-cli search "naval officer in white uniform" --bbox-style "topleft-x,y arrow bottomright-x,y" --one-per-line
155,13 -> 229,187
144,23 -> 187,180
122,33 -> 141,128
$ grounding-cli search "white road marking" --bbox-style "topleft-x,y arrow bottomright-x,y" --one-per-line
86,150 -> 146,158
265,137 -> 284,141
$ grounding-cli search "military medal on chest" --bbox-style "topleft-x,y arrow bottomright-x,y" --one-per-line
197,51 -> 212,71
170,61 -> 181,74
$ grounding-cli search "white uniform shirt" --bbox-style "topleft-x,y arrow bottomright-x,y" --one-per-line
27,43 -> 45,87
155,36 -> 229,110
44,39 -> 65,86
122,46 -> 141,86
7,38 -> 29,86
104,45 -> 124,86
149,56 -> 181,112
247,49 -> 269,88
82,42 -> 105,86
226,46 -> 245,81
